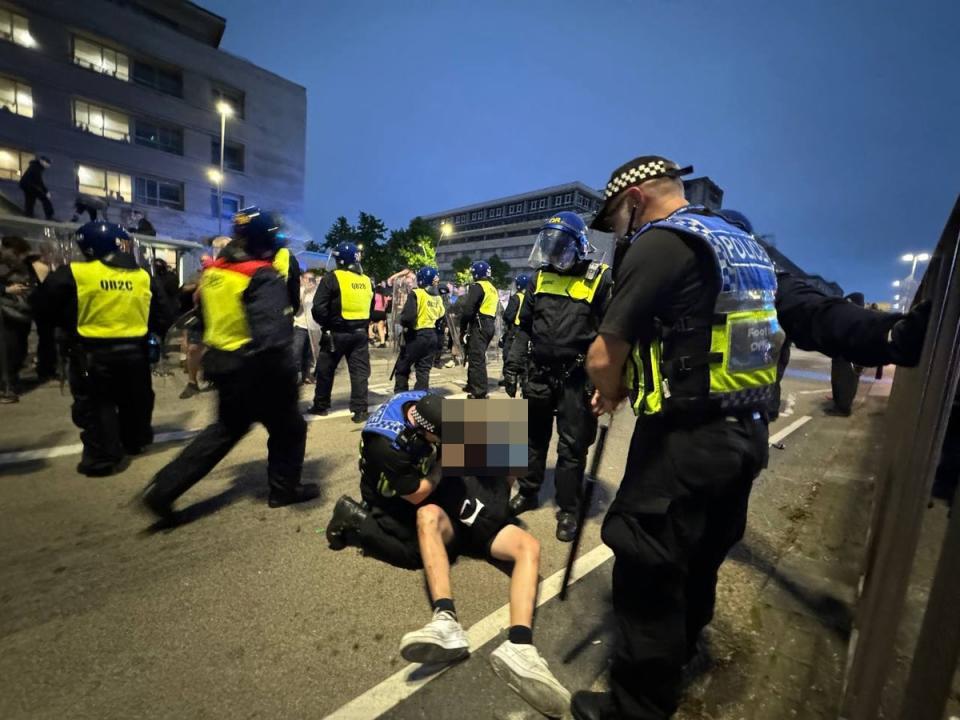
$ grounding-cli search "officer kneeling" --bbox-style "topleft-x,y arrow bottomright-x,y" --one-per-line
393,266 -> 445,392
504,212 -> 612,542
37,222 -> 172,476
141,208 -> 319,519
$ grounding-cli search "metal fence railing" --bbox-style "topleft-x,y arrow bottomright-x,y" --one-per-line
840,195 -> 960,719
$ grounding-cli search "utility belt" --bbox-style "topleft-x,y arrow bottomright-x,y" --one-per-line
650,402 -> 767,431
529,353 -> 586,383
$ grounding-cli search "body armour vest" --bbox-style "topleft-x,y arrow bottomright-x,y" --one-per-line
71,260 -> 151,339
476,279 -> 498,317
333,269 -> 373,320
363,390 -> 429,448
413,288 -> 445,330
272,247 -> 291,279
626,207 -> 785,416
513,291 -> 525,326
200,259 -> 273,352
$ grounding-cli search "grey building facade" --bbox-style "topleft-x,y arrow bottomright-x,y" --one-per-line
0,0 -> 306,241
425,177 -> 724,275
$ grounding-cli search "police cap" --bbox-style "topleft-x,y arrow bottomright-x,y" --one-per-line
590,155 -> 693,231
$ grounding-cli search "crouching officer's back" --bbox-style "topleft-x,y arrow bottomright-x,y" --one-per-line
37,222 -> 172,476
141,207 -> 319,520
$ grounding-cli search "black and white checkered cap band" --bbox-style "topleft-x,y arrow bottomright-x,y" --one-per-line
604,160 -> 675,199
410,407 -> 437,434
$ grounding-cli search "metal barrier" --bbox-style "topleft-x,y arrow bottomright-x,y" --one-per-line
840,195 -> 960,719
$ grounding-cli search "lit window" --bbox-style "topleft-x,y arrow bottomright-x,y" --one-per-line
77,164 -> 132,201
74,100 -> 129,142
0,146 -> 31,180
0,9 -> 34,48
210,189 -> 243,218
135,177 -> 183,210
0,76 -> 32,118
73,37 -> 129,81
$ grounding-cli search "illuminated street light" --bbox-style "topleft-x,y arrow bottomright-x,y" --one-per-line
893,294 -> 901,301
216,100 -> 234,117
892,280 -> 901,288
439,222 -> 453,237
207,168 -> 222,185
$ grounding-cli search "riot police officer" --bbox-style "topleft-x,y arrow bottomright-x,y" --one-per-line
309,241 -> 374,422
498,273 -> 529,387
576,155 -> 931,720
394,266 -> 445,392
36,222 -> 172,476
504,212 -> 612,542
325,390 -> 444,568
141,208 -> 318,518
459,260 -> 499,399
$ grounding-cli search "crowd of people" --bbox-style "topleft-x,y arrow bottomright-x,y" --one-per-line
0,152 -> 936,720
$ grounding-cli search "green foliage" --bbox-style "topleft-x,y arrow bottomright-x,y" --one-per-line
303,240 -> 321,252
322,213 -> 442,283
487,254 -> 512,289
451,255 -> 473,287
388,215 -> 438,273
323,216 -> 354,248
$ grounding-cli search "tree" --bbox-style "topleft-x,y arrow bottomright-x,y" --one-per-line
303,240 -> 321,252
451,255 -> 473,287
487,254 -> 512,289
389,216 -> 439,272
323,216 -> 355,248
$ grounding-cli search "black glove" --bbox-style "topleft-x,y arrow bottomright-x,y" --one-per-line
503,372 -> 518,398
888,300 -> 932,367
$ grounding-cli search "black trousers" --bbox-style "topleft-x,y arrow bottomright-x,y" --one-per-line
69,343 -> 154,473
292,327 -> 313,381
356,497 -> 423,569
394,329 -> 438,392
313,329 -> 369,414
2,317 -> 30,386
601,413 -> 768,719
151,354 -> 306,503
23,190 -> 54,220
35,316 -> 58,379
830,356 -> 860,415
465,317 -> 495,397
518,363 -> 596,514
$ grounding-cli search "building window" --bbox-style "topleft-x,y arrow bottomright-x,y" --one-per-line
77,164 -> 132,202
210,138 -> 245,172
133,60 -> 182,97
0,146 -> 31,180
73,37 -> 129,81
0,76 -> 32,117
563,193 -> 572,205
455,214 -> 468,224
210,189 -> 243,219
134,120 -> 182,155
0,9 -> 33,48
470,209 -> 485,222
135,176 -> 183,210
553,195 -> 563,206
212,84 -> 244,118
73,100 -> 129,142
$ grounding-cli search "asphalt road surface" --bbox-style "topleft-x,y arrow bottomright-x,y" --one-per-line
0,347 -> 878,719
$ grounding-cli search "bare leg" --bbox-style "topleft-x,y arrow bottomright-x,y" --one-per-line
186,343 -> 204,385
490,524 -> 540,628
417,503 -> 456,602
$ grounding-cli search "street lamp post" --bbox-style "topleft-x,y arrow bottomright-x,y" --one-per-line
207,169 -> 223,234
215,101 -> 234,234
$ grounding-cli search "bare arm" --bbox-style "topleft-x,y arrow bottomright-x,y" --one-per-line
586,332 -> 631,415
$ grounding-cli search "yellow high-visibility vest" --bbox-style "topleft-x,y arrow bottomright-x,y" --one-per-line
533,265 -> 608,304
477,279 -> 498,317
413,288 -> 445,330
333,269 -> 373,320
200,261 -> 271,351
272,247 -> 291,279
70,260 -> 151,339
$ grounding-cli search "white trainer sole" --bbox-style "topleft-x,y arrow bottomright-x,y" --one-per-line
489,651 -> 570,718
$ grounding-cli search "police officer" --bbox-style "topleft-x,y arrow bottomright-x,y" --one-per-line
504,212 -> 612,542
576,155 -> 931,720
325,390 -> 444,568
141,208 -> 318,518
271,241 -> 301,313
498,273 -> 529,387
36,222 -> 172,476
394,266 -> 445,392
459,260 -> 499,399
309,241 -> 374,422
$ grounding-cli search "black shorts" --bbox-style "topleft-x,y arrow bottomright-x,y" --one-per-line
430,475 -> 512,558
370,310 -> 387,322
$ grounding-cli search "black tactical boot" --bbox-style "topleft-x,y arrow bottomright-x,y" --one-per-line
140,480 -> 175,522
571,690 -> 616,720
508,493 -> 540,516
556,511 -> 578,543
268,482 -> 320,508
326,495 -> 369,550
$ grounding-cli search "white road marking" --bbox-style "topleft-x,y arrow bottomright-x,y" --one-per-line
768,415 -> 812,445
323,542 -> 614,720
796,389 -> 829,396
0,387 -> 471,467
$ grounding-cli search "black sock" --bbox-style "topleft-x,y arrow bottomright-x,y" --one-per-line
508,625 -> 533,645
432,598 -> 456,617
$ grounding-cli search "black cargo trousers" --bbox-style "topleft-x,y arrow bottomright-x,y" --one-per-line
313,329 -> 370,414
394,328 -> 439,392
517,361 -> 597,514
464,315 -> 495,398
600,411 -> 768,719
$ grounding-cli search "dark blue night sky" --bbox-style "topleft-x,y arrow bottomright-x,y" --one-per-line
200,0 -> 960,302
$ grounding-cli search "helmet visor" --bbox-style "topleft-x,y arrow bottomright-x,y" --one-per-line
528,228 -> 578,271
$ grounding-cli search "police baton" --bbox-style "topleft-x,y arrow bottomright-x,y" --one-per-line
559,414 -> 611,601
389,333 -> 406,381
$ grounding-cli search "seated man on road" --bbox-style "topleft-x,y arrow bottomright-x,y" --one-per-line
326,391 -> 570,718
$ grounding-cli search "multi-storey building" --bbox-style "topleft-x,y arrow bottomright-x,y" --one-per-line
425,177 -> 723,275
0,0 -> 306,240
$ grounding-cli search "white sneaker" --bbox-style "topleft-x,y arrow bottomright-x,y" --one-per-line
489,640 -> 571,718
399,609 -> 470,664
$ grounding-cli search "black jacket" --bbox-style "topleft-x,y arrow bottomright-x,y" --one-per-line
311,267 -> 373,333
18,160 -> 47,195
